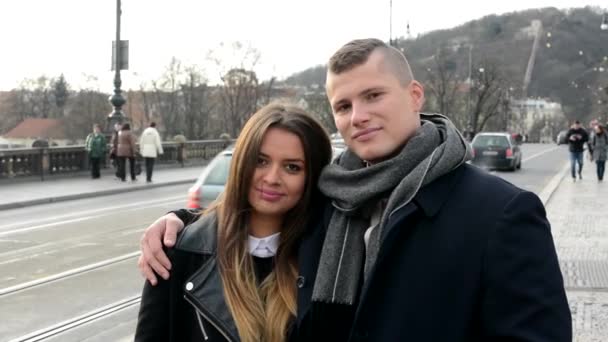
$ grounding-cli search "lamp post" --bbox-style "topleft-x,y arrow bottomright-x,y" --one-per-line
107,0 -> 127,135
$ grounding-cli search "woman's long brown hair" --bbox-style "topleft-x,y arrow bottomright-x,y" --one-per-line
210,103 -> 332,342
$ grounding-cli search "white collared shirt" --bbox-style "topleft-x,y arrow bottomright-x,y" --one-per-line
248,232 -> 280,258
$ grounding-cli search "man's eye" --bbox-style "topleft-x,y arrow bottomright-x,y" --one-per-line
367,92 -> 381,100
335,104 -> 351,113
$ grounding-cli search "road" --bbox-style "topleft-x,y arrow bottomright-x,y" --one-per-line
0,144 -> 569,341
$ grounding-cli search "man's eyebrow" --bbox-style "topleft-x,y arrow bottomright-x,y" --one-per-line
359,87 -> 385,97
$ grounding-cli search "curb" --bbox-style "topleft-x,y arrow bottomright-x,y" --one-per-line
538,161 -> 569,206
0,178 -> 196,211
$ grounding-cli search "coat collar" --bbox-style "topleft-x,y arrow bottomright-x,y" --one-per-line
175,213 -> 240,342
411,164 -> 466,218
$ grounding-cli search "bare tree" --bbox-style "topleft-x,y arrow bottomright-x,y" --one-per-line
152,57 -> 184,138
468,59 -> 510,134
208,42 -> 263,136
303,89 -> 336,133
180,65 -> 215,139
424,48 -> 460,119
63,75 -> 110,141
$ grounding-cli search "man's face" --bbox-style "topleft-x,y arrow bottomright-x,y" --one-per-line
573,123 -> 581,129
326,51 -> 424,163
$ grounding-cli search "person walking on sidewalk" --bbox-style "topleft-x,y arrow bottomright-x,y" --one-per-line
139,122 -> 163,183
589,124 -> 608,181
85,123 -> 107,179
566,120 -> 589,181
112,123 -> 138,182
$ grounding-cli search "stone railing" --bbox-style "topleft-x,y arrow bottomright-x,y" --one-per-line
0,139 -> 234,180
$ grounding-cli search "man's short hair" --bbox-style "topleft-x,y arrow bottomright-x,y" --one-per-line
150,122 -> 156,128
327,38 -> 414,86
574,120 -> 581,124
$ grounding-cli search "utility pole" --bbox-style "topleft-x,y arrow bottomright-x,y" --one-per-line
389,0 -> 393,46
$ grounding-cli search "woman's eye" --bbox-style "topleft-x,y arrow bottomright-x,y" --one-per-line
285,164 -> 302,172
257,157 -> 268,166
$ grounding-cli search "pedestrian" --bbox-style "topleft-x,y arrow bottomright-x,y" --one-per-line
84,123 -> 107,179
112,123 -> 137,182
134,103 -> 333,341
109,122 -> 122,173
589,124 -> 608,181
139,122 -> 164,183
566,120 -> 589,181
137,38 -> 571,341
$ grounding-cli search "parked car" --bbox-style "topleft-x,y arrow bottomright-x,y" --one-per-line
470,132 -> 522,171
556,130 -> 568,145
187,145 -> 346,209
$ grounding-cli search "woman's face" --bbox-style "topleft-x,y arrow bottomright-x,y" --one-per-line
248,127 -> 307,222
595,125 -> 602,134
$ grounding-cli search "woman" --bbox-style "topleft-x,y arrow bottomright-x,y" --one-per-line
135,103 -> 332,342
590,124 -> 608,181
112,123 -> 138,182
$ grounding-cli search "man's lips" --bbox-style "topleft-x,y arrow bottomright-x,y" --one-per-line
352,127 -> 381,140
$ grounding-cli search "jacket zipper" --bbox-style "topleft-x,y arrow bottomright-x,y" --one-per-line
184,295 -> 235,342
195,310 -> 209,340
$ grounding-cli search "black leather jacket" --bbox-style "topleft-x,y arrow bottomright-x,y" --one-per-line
135,213 -> 240,341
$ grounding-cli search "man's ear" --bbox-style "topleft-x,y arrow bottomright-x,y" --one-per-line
409,80 -> 425,112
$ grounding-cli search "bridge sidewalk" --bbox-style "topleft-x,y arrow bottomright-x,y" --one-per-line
0,166 -> 203,210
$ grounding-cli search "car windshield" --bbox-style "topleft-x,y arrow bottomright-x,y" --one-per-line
203,154 -> 232,186
473,136 -> 510,148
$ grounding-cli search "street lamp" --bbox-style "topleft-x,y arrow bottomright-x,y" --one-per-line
107,0 -> 127,135
601,12 -> 608,31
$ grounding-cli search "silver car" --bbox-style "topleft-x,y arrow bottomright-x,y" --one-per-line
187,145 -> 345,209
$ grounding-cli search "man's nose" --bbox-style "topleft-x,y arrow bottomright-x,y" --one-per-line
350,103 -> 370,126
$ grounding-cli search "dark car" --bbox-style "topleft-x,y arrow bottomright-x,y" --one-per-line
471,132 -> 522,171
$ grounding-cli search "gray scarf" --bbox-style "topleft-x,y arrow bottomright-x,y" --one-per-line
312,113 -> 471,305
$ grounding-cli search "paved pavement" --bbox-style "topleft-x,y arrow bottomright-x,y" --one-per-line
0,165 -> 203,210
544,156 -> 608,341
1,155 -> 607,340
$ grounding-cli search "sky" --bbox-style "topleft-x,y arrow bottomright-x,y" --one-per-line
0,0 -> 606,91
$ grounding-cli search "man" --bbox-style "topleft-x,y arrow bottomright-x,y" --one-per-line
138,39 -> 571,341
84,123 -> 106,179
139,122 -> 163,183
566,120 -> 589,181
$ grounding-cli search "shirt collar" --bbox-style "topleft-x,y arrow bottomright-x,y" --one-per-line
248,232 -> 280,258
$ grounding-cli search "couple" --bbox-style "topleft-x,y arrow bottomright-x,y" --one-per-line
135,38 -> 571,341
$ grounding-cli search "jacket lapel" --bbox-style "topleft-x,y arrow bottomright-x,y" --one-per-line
176,213 -> 240,341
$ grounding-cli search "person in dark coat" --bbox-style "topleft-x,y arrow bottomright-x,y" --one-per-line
137,39 -> 572,341
566,120 -> 589,181
589,124 -> 608,181
111,123 -> 138,182
135,104 -> 332,342
84,123 -> 107,179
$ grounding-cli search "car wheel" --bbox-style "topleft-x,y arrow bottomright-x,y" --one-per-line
516,160 -> 521,169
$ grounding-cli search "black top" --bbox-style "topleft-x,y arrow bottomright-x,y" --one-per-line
566,127 -> 589,152
251,255 -> 274,284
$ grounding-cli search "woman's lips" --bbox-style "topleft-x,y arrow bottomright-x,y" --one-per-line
258,189 -> 283,202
